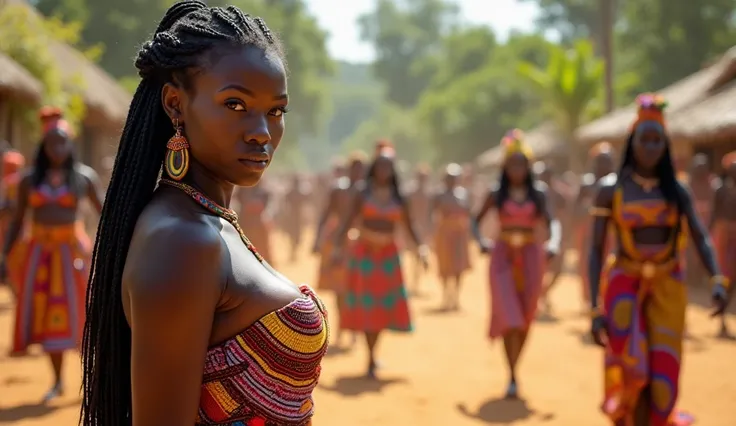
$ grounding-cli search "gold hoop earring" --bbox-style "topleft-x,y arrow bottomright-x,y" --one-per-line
165,119 -> 190,181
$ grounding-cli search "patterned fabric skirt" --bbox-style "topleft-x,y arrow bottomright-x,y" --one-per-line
488,241 -> 545,339
10,222 -> 91,354
341,236 -> 412,332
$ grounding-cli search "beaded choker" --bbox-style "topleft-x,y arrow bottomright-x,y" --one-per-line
159,179 -> 264,263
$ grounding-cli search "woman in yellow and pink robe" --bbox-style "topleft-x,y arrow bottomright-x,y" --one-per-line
472,129 -> 560,399
587,94 -> 728,426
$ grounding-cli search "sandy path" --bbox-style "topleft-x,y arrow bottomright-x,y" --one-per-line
1,231 -> 735,425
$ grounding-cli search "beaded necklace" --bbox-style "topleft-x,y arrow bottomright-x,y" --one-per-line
159,178 -> 264,263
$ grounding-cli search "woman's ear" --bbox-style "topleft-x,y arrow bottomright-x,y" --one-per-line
161,82 -> 183,124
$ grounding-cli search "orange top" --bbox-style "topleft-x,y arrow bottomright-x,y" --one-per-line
28,183 -> 77,209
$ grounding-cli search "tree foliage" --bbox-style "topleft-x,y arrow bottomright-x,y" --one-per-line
0,4 -> 86,135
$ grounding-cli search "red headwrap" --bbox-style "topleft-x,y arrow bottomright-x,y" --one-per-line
630,93 -> 668,132
39,106 -> 72,136
2,151 -> 25,178
722,151 -> 736,170
374,139 -> 396,158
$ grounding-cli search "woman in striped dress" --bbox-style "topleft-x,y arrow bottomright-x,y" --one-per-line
472,130 -> 560,399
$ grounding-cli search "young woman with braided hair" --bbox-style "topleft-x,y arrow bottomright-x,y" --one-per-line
80,2 -> 329,425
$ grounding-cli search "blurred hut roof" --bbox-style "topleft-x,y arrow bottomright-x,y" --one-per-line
668,80 -> 736,142
3,0 -> 131,130
476,122 -> 566,169
575,46 -> 736,145
0,51 -> 42,103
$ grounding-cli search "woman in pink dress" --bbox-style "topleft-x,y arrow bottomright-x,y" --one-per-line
472,129 -> 560,398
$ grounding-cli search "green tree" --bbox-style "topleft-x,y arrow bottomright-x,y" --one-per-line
517,39 -> 603,167
0,4 -> 86,135
358,0 -> 459,107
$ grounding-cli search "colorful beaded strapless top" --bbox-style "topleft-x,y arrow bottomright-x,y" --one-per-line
158,180 -> 329,426
197,284 -> 329,426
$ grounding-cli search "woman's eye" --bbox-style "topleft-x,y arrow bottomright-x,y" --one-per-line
225,100 -> 246,111
269,107 -> 289,117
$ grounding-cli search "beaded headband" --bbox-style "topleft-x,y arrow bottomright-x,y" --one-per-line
501,129 -> 533,161
630,93 -> 668,132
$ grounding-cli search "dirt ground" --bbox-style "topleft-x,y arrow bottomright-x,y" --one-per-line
1,230 -> 735,425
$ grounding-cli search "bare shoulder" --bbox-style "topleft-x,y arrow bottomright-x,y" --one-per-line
124,199 -> 227,304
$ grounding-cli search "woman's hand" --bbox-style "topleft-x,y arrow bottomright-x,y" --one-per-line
591,311 -> 608,347
479,238 -> 494,254
711,276 -> 730,317
417,244 -> 430,270
544,241 -> 560,260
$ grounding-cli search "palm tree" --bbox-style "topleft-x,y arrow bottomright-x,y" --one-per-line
518,39 -> 604,170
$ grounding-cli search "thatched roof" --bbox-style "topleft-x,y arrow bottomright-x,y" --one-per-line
575,46 -> 736,145
0,51 -> 42,103
3,0 -> 131,130
477,123 -> 567,168
668,80 -> 736,142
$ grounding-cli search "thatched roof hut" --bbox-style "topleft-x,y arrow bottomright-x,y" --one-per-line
0,51 -> 42,104
575,47 -> 736,146
476,123 -> 567,169
3,0 -> 131,131
669,81 -> 736,143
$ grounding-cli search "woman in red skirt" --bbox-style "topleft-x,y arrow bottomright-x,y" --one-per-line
333,140 -> 428,378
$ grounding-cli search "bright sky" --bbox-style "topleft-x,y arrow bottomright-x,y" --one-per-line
304,0 -> 540,62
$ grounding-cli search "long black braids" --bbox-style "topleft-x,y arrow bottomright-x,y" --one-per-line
80,2 -> 285,424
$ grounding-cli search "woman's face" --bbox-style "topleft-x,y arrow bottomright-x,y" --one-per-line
164,45 -> 288,187
43,129 -> 72,166
504,153 -> 529,184
349,161 -> 365,181
373,156 -> 394,184
593,152 -> 615,177
632,125 -> 666,170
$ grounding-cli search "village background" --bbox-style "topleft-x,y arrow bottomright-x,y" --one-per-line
1,0 -> 736,425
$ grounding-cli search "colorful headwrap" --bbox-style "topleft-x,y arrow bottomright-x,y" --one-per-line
589,141 -> 613,158
722,151 -> 736,170
374,139 -> 396,159
2,151 -> 25,178
630,93 -> 668,133
501,129 -> 533,161
39,105 -> 72,136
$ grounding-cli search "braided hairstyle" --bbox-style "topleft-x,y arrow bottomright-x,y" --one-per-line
80,2 -> 284,424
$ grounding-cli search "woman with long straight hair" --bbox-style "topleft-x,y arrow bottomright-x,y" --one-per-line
472,129 -> 561,399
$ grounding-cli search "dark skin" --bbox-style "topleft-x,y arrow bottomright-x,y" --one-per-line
472,153 -> 561,395
311,161 -> 362,346
120,45 -> 300,426
0,128 -> 103,401
333,155 -> 428,377
588,128 -> 727,425
710,160 -> 736,336
684,155 -> 716,288
430,169 -> 471,310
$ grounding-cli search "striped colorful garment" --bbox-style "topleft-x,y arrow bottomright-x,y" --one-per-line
488,200 -> 545,339
197,285 -> 329,426
602,188 -> 693,426
10,221 -> 91,354
434,211 -> 471,279
341,233 -> 412,333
